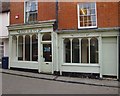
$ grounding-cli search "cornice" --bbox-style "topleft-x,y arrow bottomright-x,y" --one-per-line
7,20 -> 56,31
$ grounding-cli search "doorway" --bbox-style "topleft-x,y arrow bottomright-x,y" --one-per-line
40,33 -> 53,73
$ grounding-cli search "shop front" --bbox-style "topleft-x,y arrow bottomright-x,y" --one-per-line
57,29 -> 119,79
8,21 -> 119,79
8,20 -> 58,74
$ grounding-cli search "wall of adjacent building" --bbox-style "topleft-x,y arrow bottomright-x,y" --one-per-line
0,12 -> 10,63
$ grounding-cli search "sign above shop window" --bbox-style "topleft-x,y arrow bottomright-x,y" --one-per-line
17,28 -> 42,34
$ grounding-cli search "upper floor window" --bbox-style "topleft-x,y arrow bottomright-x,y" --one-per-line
25,0 -> 38,23
77,3 -> 97,29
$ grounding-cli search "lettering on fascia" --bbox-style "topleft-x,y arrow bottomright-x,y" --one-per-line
17,28 -> 42,34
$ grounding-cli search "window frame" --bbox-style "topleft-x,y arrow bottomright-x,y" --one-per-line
77,2 -> 97,29
24,0 -> 38,23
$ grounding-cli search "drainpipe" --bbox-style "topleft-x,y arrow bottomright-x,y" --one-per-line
55,0 -> 58,30
118,2 -> 120,82
118,28 -> 120,82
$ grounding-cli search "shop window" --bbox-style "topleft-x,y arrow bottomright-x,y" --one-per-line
78,2 -> 97,29
72,38 -> 79,63
25,35 -> 30,61
18,36 -> 23,60
25,0 -> 38,23
81,38 -> 89,63
90,37 -> 98,63
64,38 -> 71,63
32,34 -> 38,61
63,37 -> 98,64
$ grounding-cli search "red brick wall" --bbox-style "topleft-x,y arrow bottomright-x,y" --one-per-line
58,2 -> 78,30
10,2 -> 24,24
38,2 -> 56,21
97,2 -> 119,28
10,2 -> 119,29
10,2 -> 56,25
58,2 -> 119,30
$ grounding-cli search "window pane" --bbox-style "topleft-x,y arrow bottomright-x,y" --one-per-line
25,35 -> 30,61
32,34 -> 38,61
43,44 -> 52,62
72,38 -> 79,63
91,15 -> 96,22
18,36 -> 23,60
81,38 -> 89,63
12,36 -> 17,58
42,33 -> 51,41
90,38 -> 98,63
64,38 -> 71,63
90,9 -> 95,15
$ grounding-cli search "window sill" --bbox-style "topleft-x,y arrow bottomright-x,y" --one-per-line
78,26 -> 97,30
62,63 -> 100,67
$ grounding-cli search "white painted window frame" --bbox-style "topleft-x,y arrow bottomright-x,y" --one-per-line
24,0 -> 38,23
77,2 -> 97,29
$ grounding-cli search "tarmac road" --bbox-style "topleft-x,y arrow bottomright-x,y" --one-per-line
2,73 -> 119,94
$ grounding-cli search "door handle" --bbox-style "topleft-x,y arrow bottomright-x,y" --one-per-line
46,63 -> 49,65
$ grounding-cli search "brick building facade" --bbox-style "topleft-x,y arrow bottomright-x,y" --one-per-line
8,1 -> 120,79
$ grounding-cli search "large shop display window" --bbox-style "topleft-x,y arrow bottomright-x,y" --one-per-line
64,37 -> 98,64
13,34 -> 38,61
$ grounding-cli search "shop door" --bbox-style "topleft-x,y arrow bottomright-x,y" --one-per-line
41,33 -> 52,73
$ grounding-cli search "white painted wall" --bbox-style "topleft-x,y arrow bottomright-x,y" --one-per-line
0,12 -> 10,62
0,12 -> 9,38
4,38 -> 9,56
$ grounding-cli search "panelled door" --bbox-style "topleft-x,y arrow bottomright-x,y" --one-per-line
40,33 -> 53,73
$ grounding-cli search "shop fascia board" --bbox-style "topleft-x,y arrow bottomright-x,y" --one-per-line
57,27 -> 120,34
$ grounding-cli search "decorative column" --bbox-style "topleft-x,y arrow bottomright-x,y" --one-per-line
8,35 -> 12,69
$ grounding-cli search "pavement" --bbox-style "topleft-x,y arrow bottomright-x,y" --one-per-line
0,66 -> 120,88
